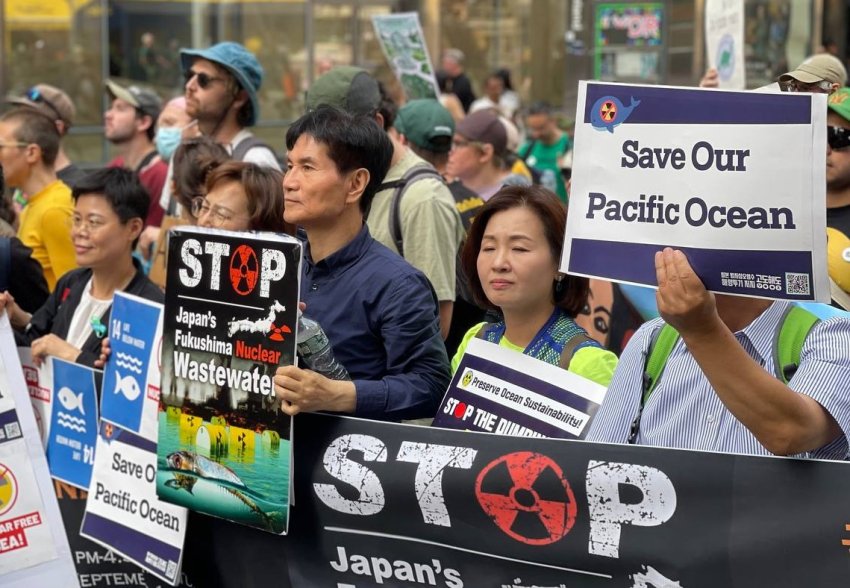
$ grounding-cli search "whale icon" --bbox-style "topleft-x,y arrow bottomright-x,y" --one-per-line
590,95 -> 641,133
114,372 -> 142,402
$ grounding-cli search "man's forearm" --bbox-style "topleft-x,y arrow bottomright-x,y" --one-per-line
682,318 -> 841,455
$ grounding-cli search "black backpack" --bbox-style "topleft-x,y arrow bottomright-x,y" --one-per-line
231,136 -> 284,168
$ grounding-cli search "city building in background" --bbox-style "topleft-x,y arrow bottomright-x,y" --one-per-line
0,0 -> 839,167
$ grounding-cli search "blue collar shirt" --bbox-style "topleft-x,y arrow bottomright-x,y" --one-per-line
301,225 -> 450,421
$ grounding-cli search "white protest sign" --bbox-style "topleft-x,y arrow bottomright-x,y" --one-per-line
0,315 -> 78,587
17,348 -> 51,447
81,424 -> 187,585
433,338 -> 607,439
562,81 -> 829,302
705,0 -> 745,89
372,12 -> 440,100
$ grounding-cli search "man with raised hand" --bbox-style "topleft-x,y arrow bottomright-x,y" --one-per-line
587,248 -> 850,459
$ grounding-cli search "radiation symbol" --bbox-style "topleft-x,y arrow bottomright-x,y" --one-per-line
600,101 -> 617,122
229,245 -> 259,295
268,322 -> 292,342
461,370 -> 473,387
475,451 -> 577,545
0,463 -> 19,517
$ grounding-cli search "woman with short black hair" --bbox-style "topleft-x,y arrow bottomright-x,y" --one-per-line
1,167 -> 163,367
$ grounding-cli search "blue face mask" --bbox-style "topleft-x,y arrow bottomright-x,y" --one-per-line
154,126 -> 183,159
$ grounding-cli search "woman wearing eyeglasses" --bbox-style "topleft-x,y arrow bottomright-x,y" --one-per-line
451,185 -> 618,387
0,167 -> 163,367
190,160 -> 294,234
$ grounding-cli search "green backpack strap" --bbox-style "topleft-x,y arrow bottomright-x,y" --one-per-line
774,305 -> 820,384
642,324 -> 680,405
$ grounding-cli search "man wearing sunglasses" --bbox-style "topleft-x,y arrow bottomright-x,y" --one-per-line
826,88 -> 850,309
179,41 -> 279,169
6,84 -> 87,188
777,53 -> 846,94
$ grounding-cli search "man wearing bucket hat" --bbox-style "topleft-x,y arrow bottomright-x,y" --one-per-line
104,79 -> 168,227
826,88 -> 850,309
179,41 -> 279,169
7,84 -> 87,188
307,69 -> 464,341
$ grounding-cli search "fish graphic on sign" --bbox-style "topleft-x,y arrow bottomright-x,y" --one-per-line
114,372 -> 142,401
590,95 -> 641,133
56,386 -> 87,434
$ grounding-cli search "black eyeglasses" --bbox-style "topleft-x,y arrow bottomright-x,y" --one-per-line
25,87 -> 62,121
828,126 -> 850,151
183,69 -> 226,90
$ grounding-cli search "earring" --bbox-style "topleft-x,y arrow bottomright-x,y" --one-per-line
553,275 -> 566,299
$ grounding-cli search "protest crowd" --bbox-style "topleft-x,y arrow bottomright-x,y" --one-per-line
1,15 -> 850,588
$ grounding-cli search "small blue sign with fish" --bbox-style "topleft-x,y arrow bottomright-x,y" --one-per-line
590,95 -> 641,133
101,292 -> 162,435
46,358 -> 99,489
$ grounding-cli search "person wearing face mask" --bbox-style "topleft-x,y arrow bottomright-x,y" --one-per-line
138,96 -> 199,257
153,96 -> 197,161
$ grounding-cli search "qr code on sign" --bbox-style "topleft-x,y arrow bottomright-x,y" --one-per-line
785,272 -> 810,295
4,422 -> 21,439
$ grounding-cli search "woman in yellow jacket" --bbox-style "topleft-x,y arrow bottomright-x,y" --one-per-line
452,185 -> 617,386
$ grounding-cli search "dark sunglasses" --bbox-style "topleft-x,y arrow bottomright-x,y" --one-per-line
25,87 -> 63,121
183,69 -> 225,90
828,125 -> 850,151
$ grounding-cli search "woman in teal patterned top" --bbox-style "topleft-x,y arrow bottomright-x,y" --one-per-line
451,185 -> 618,386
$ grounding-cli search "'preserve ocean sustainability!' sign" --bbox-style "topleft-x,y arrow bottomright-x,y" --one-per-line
562,81 -> 829,302
156,227 -> 301,534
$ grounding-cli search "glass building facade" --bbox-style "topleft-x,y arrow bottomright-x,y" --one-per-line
0,0 -> 829,166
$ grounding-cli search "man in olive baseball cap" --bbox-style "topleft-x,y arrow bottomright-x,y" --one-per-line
305,65 -> 382,117
6,84 -> 86,186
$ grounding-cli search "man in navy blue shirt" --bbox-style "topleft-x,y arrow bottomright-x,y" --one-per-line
274,105 -> 450,421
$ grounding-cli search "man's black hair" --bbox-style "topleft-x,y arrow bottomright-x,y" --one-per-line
285,105 -> 393,217
72,167 -> 150,247
377,81 -> 397,131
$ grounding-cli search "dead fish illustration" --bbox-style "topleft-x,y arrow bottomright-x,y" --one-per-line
164,450 -> 273,529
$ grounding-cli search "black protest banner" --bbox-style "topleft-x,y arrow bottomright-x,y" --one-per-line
157,227 -> 300,535
287,413 -> 850,588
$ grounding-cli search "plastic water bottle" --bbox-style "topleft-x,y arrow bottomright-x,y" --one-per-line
296,312 -> 350,380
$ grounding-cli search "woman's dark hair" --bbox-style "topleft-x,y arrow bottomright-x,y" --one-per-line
72,167 -> 150,248
460,184 -> 588,317
377,81 -> 397,131
285,105 -> 393,217
495,68 -> 514,91
172,136 -> 230,211
205,161 -> 294,234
